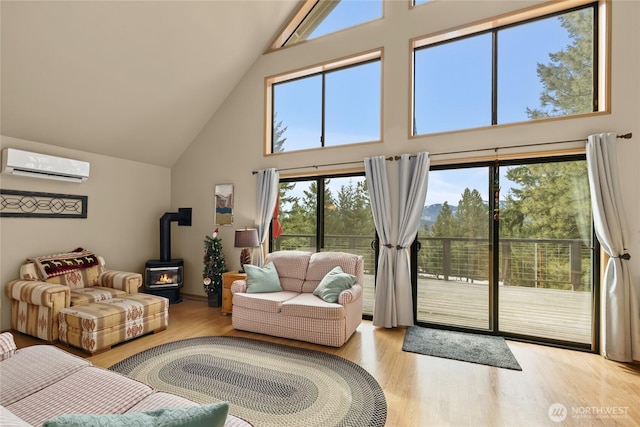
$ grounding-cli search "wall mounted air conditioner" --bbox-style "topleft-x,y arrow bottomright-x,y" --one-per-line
1,148 -> 90,183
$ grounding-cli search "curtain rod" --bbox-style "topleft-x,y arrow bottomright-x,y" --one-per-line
252,132 -> 632,174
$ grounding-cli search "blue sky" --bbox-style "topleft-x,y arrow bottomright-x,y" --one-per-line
275,0 -> 574,205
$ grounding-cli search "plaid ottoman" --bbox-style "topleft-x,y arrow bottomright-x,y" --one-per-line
58,293 -> 168,354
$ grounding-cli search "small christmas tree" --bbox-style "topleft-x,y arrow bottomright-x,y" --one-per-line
203,230 -> 227,295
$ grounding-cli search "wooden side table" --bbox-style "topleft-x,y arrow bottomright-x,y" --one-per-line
222,271 -> 246,315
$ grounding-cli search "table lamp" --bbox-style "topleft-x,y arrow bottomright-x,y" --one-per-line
234,228 -> 260,272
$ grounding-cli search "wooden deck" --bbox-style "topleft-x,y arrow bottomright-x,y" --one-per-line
361,275 -> 593,344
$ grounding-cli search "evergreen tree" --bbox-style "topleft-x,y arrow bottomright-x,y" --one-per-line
203,236 -> 227,294
421,202 -> 456,278
526,8 -> 594,118
455,188 -> 488,238
430,202 -> 455,237
331,179 -> 372,236
502,161 -> 590,239
273,113 -> 288,153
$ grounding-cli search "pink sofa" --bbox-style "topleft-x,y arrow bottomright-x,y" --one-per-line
0,332 -> 250,427
231,251 -> 364,347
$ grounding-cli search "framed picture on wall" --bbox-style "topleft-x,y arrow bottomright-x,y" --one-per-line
214,184 -> 233,225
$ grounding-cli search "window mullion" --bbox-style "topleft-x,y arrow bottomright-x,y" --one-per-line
592,3 -> 599,112
491,30 -> 498,126
321,73 -> 326,147
318,178 -> 325,250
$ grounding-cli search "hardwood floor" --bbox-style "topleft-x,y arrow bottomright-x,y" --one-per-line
11,297 -> 640,426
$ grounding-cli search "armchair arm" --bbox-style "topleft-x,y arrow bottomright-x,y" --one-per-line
230,279 -> 247,294
338,283 -> 362,305
98,270 -> 142,294
5,279 -> 70,308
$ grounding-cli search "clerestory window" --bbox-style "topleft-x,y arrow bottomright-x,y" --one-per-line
412,1 -> 606,136
268,0 -> 383,51
266,50 -> 382,154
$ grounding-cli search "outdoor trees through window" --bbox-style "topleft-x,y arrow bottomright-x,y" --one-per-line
416,157 -> 595,347
272,174 -> 377,316
267,50 -> 382,154
413,3 -> 597,135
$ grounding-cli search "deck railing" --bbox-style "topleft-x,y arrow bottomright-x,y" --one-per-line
272,234 -> 592,291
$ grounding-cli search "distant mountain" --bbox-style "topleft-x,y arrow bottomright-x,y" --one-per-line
420,204 -> 457,229
420,201 -> 506,230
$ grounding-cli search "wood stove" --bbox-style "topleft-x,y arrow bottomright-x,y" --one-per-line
145,208 -> 191,304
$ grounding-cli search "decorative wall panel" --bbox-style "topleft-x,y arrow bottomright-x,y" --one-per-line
0,189 -> 87,218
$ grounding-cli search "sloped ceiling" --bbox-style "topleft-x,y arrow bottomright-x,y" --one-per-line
1,1 -> 298,167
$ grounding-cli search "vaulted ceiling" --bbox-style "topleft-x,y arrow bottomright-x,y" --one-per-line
1,1 -> 298,167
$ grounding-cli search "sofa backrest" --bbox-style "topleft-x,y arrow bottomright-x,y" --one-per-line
20,251 -> 106,290
301,252 -> 364,293
264,250 -> 312,293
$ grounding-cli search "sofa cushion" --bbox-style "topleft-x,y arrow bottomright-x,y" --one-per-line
244,263 -> 282,293
280,293 -> 346,320
127,393 -> 199,412
313,266 -> 356,303
42,402 -> 229,427
232,291 -> 299,314
263,251 -> 311,293
7,366 -> 154,427
70,287 -> 127,305
0,345 -> 91,406
0,333 -> 17,361
302,252 -> 359,293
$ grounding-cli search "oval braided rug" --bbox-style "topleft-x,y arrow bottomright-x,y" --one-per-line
109,336 -> 387,427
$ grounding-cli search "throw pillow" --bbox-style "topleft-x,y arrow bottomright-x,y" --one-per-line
30,247 -> 100,280
244,262 -> 283,293
313,266 -> 356,303
0,333 -> 17,361
43,402 -> 229,427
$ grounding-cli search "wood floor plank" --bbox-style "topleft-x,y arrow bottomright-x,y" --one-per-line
10,297 -> 640,426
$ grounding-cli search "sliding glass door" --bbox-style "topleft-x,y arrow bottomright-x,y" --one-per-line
415,156 -> 596,348
273,173 -> 377,316
497,159 -> 594,344
415,166 -> 491,330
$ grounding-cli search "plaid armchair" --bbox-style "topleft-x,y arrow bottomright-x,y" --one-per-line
5,248 -> 142,342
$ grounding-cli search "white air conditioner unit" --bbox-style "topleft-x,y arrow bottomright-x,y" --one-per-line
1,148 -> 90,183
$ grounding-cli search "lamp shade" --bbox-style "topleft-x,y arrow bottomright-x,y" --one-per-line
234,228 -> 260,248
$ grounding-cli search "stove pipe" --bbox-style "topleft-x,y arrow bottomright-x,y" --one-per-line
159,208 -> 192,262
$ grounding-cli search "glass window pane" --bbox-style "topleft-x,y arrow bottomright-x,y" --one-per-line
274,181 -> 318,251
285,0 -> 382,47
325,61 -> 381,146
273,75 -> 322,152
416,167 -> 491,330
308,0 -> 382,40
498,160 -> 593,343
414,34 -> 492,134
321,176 -> 376,315
274,175 -> 376,316
498,9 -> 594,123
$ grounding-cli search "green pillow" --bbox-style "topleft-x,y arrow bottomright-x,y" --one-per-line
43,402 -> 229,427
313,266 -> 356,303
244,262 -> 283,293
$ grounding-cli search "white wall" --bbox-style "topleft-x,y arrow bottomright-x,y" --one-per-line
0,136 -> 171,330
172,0 -> 639,310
